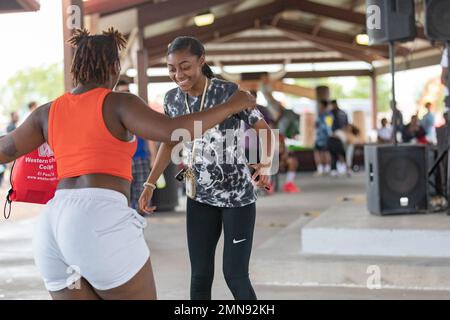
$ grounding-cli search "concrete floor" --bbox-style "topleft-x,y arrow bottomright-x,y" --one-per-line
1,172 -> 449,300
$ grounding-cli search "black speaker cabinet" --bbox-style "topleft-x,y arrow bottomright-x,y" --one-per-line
365,144 -> 428,215
424,0 -> 450,41
152,162 -> 179,211
366,0 -> 416,44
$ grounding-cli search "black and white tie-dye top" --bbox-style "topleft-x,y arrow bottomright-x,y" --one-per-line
164,78 -> 264,208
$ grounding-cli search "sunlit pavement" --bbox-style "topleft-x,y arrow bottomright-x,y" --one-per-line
1,172 -> 449,300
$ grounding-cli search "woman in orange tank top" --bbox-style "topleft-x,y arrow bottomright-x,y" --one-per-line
0,28 -> 255,300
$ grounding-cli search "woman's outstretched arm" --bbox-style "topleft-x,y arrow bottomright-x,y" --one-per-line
116,91 -> 255,143
0,104 -> 48,164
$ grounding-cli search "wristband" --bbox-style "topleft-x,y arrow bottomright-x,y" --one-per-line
143,182 -> 156,190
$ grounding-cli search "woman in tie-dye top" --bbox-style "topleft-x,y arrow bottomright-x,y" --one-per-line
139,36 -> 274,300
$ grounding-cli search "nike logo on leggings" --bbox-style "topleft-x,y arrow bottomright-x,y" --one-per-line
233,238 -> 246,244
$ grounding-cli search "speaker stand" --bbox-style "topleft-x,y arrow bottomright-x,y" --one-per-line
446,42 -> 450,215
389,41 -> 398,145
429,42 -> 450,214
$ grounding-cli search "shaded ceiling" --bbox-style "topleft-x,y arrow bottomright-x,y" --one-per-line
0,0 -> 40,14
83,0 -> 441,78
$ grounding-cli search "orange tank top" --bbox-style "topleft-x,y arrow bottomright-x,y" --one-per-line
48,88 -> 137,181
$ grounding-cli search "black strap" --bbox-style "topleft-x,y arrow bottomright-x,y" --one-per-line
3,161 -> 15,220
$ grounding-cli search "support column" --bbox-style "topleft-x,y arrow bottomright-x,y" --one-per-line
137,49 -> 149,102
370,73 -> 378,130
85,13 -> 99,34
62,0 -> 84,92
136,29 -> 148,102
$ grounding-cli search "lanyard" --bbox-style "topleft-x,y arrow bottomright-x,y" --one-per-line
184,77 -> 209,114
184,78 -> 209,167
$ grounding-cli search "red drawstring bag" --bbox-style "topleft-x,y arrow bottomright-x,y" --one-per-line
4,143 -> 58,219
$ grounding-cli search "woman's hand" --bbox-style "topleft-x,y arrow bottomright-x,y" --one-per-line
138,186 -> 157,215
249,163 -> 271,190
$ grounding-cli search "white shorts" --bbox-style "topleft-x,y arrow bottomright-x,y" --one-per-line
33,188 -> 149,291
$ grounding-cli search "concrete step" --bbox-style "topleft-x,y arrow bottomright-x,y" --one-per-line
252,253 -> 450,291
302,201 -> 450,258
251,210 -> 450,291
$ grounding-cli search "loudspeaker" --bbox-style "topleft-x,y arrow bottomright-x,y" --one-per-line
366,0 -> 416,44
365,144 -> 428,215
152,162 -> 179,211
424,0 -> 450,41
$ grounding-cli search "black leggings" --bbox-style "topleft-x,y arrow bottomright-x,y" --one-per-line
186,198 -> 257,300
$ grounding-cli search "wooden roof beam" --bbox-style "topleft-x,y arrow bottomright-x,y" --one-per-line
146,69 -> 372,83
219,36 -> 299,43
283,0 -> 425,40
137,0 -> 238,27
274,20 -> 384,62
274,19 -> 411,59
205,47 -> 321,56
144,1 -> 285,61
84,0 -> 148,16
284,0 -> 366,25
149,58 -> 346,68
16,0 -> 40,11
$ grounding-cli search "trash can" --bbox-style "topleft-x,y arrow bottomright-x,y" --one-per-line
152,162 -> 179,211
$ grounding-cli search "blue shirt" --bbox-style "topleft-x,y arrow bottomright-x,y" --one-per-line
315,111 -> 333,147
421,112 -> 435,135
133,136 -> 150,159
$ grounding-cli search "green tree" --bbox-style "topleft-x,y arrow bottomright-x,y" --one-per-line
346,76 -> 391,112
375,75 -> 392,113
0,63 -> 64,114
348,77 -> 370,99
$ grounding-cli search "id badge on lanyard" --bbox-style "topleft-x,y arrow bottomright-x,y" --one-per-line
182,78 -> 209,199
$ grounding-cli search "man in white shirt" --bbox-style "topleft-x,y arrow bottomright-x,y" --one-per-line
377,118 -> 393,143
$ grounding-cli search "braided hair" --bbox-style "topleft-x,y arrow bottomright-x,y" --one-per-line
68,27 -> 127,86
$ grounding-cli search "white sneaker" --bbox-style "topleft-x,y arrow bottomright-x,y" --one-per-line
337,162 -> 347,175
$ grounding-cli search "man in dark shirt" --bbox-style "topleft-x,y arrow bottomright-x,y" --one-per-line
330,100 -> 348,132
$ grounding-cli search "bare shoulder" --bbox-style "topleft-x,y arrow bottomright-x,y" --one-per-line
104,91 -> 144,111
35,102 -> 52,124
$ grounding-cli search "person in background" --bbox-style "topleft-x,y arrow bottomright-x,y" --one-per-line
402,115 -> 426,144
441,47 -> 449,100
244,90 -> 275,194
278,133 -> 300,192
115,80 -> 158,210
18,101 -> 38,126
328,99 -> 348,174
247,90 -> 300,194
6,111 -> 19,133
391,106 -> 404,141
28,101 -> 38,113
377,118 -> 393,144
314,100 -> 332,176
421,102 -> 436,144
330,99 -> 348,132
